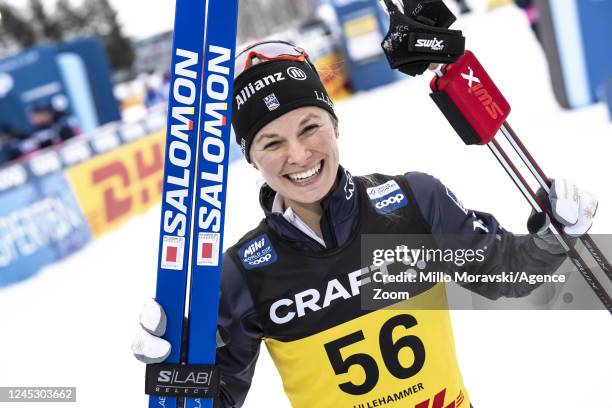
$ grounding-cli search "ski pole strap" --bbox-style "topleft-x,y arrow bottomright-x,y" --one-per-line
145,364 -> 220,398
407,31 -> 465,57
430,91 -> 482,145
381,0 -> 465,76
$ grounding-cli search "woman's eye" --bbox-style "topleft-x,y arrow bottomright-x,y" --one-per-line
302,124 -> 319,134
264,141 -> 280,150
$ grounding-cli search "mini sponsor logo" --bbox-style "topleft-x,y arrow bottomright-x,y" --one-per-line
161,235 -> 185,270
197,232 -> 220,266
287,66 -> 307,80
239,234 -> 277,270
446,187 -> 468,215
367,180 -> 408,214
263,93 -> 280,111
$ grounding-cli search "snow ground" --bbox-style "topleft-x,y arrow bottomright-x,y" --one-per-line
1,4 -> 611,408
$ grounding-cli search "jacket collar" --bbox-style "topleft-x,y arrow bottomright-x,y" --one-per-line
258,166 -> 358,252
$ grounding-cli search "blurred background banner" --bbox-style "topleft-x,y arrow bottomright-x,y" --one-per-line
0,45 -> 71,134
536,0 -> 612,109
66,129 -> 164,238
56,37 -> 122,131
0,37 -> 120,137
0,169 -> 90,287
326,0 -> 398,91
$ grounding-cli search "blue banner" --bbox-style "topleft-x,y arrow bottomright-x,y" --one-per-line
327,0 -> 397,91
0,171 -> 91,287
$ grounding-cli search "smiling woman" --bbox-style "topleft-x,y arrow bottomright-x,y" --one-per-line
132,40 -> 598,408
248,107 -> 339,239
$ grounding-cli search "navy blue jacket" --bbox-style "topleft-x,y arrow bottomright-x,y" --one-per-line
215,168 -> 565,407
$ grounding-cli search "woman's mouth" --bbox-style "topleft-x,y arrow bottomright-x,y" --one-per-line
285,160 -> 323,184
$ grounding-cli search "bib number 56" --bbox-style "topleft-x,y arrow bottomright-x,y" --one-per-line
324,314 -> 425,395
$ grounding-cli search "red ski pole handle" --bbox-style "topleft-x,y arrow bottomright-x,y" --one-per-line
429,50 -> 510,146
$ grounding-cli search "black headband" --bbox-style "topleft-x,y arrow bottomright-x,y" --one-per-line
231,60 -> 336,163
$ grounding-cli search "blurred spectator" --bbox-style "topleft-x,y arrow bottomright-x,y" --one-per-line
52,106 -> 79,142
30,104 -> 58,150
453,0 -> 472,14
0,126 -> 24,165
514,0 -> 540,42
28,103 -> 77,152
161,72 -> 171,101
144,72 -> 171,110
144,83 -> 164,109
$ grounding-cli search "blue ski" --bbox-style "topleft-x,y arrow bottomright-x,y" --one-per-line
184,0 -> 239,407
151,0 -> 209,407
150,0 -> 239,407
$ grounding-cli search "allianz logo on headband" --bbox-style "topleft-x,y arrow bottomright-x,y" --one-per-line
235,66 -> 308,111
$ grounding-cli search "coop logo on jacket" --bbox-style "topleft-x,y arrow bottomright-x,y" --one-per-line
366,180 -> 408,214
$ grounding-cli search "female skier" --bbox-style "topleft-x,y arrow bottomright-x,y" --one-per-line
133,41 -> 597,408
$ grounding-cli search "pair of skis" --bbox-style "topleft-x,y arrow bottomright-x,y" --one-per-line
430,50 -> 612,314
146,0 -> 239,407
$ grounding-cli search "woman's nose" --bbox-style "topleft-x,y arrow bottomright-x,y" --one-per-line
286,139 -> 311,165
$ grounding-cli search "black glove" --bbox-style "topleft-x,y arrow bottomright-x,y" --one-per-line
380,0 -> 466,76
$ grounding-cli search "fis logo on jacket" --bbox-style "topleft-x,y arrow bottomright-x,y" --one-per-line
239,234 -> 278,270
367,180 -> 408,214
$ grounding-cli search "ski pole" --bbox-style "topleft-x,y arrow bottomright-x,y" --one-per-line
487,138 -> 612,313
429,50 -> 612,314
499,122 -> 612,283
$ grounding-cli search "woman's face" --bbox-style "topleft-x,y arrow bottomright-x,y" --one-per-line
250,106 -> 339,205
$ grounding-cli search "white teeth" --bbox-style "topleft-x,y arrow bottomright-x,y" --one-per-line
288,162 -> 322,181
